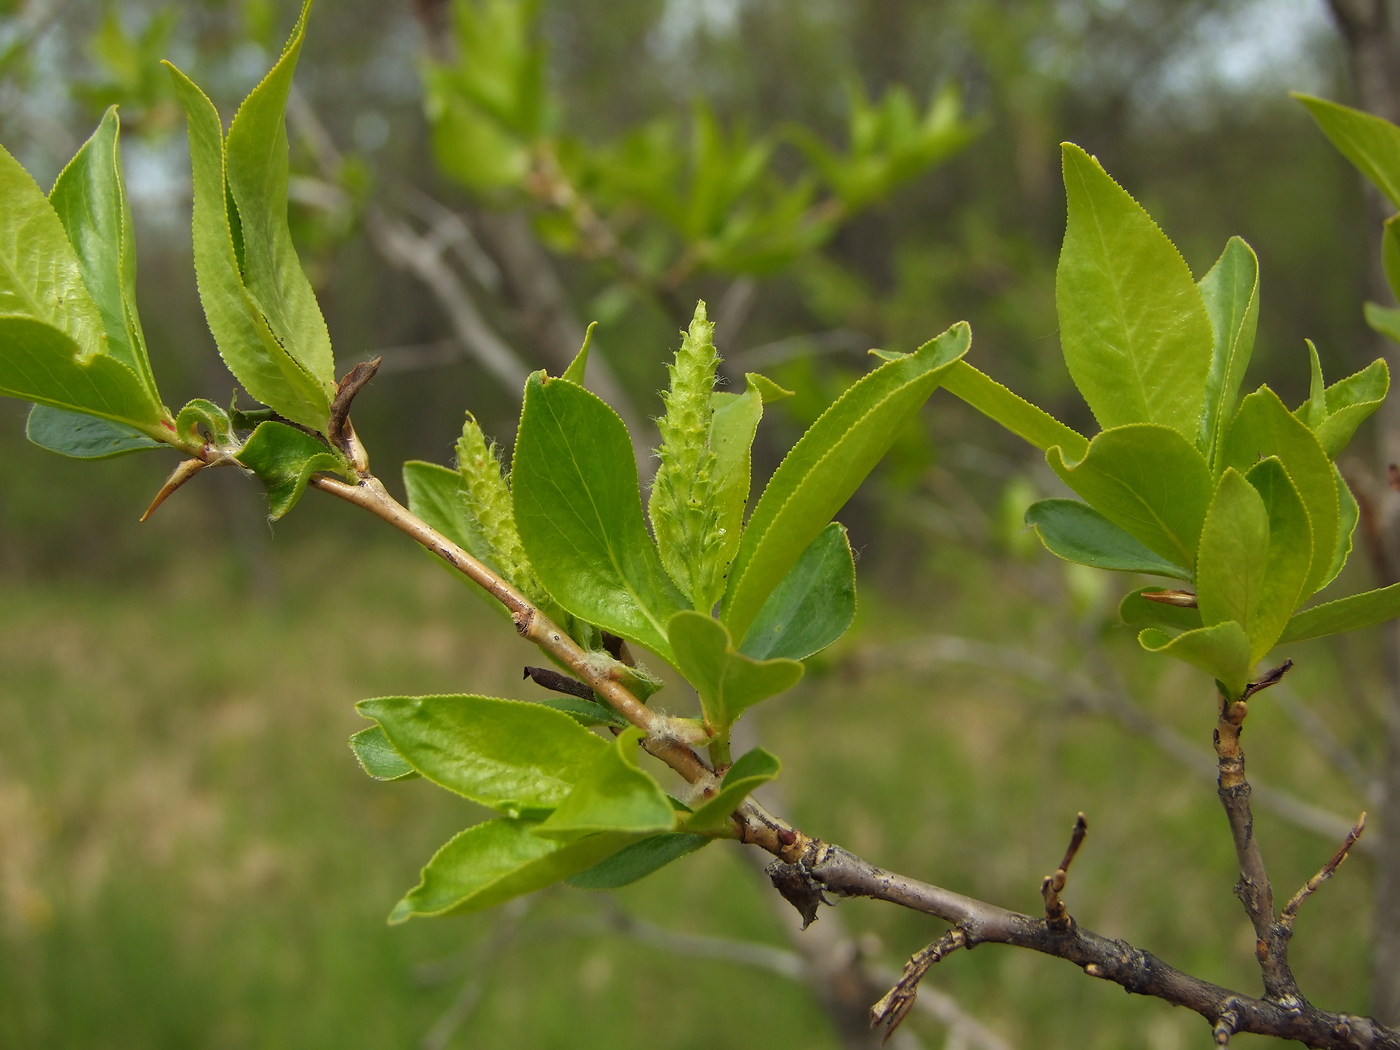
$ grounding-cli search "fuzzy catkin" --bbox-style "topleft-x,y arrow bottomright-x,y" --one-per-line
650,301 -> 724,610
456,413 -> 546,603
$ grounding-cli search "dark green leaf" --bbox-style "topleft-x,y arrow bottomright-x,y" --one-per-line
722,321 -> 969,641
533,728 -> 676,840
233,420 -> 346,520
1056,144 -> 1212,439
26,404 -> 162,458
668,611 -> 804,731
565,833 -> 709,889
739,523 -> 857,659
349,725 -> 419,781
513,373 -> 686,659
357,694 -> 607,816
1025,498 -> 1191,579
537,696 -> 629,729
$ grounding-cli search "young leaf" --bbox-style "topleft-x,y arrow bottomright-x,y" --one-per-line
1313,360 -> 1389,460
349,725 -> 419,782
513,372 -> 686,659
701,374 -> 775,614
561,320 -> 595,385
165,63 -> 333,431
48,107 -> 162,404
1299,341 -> 1328,430
1197,237 -> 1259,463
668,611 -> 803,731
1295,94 -> 1400,209
26,404 -> 162,459
456,412 -> 543,601
1139,621 -> 1252,700
358,694 -> 607,815
684,746 -> 780,833
1218,387 -> 1337,596
233,420 -> 347,520
1046,424 -> 1213,571
1242,458 -> 1313,660
537,696 -> 629,729
1324,469 -> 1360,591
1025,498 -> 1191,579
721,321 -> 970,641
402,460 -> 496,567
1119,587 -> 1202,632
1278,581 -> 1400,646
532,728 -> 676,841
1056,144 -> 1212,440
565,833 -> 710,889
390,818 -> 638,922
223,0 -> 335,394
739,522 -> 857,660
939,359 -> 1088,461
650,302 -> 723,610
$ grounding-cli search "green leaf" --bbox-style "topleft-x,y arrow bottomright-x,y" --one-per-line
390,818 -> 637,922
402,460 -> 495,566
1325,468 -> 1360,591
703,375 -> 768,613
1295,94 -> 1400,209
1242,458 -> 1313,660
939,359 -> 1088,460
48,107 -> 161,404
233,420 -> 346,520
1299,340 -> 1328,430
1139,621 -> 1252,699
1384,216 -> 1400,304
668,611 -> 803,731
0,317 -> 163,428
513,372 -> 686,659
1279,582 -> 1400,646
1056,144 -> 1212,439
561,321 -> 595,384
174,398 -> 234,449
25,404 -> 162,458
536,696 -> 629,729
721,321 -> 970,640
1366,302 -> 1400,345
1046,424 -> 1213,571
1119,587 -> 1202,632
739,523 -> 857,660
684,747 -> 780,833
1218,387 -> 1337,596
1197,237 -> 1259,463
349,725 -> 419,782
1313,360 -> 1389,460
224,0 -> 335,394
565,832 -> 709,889
533,728 -> 676,841
1025,498 -> 1191,579
358,694 -> 607,815
165,62 -> 333,431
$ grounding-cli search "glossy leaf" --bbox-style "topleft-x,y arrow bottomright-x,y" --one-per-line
1139,620 -> 1252,699
684,747 -> 780,833
358,694 -> 606,815
165,63 -> 333,430
0,317 -> 162,427
1279,581 -> 1400,646
1119,587 -> 1202,632
940,359 -> 1088,461
668,611 -> 804,730
721,321 -> 969,640
739,523 -> 857,660
1046,424 -> 1213,571
1025,498 -> 1191,579
48,107 -> 161,403
390,818 -> 636,922
533,728 -> 676,841
349,725 -> 419,782
1295,94 -> 1400,209
513,372 -> 686,659
1218,387 -> 1337,595
1056,144 -> 1212,439
234,420 -> 346,520
1197,237 -> 1259,462
565,833 -> 709,889
26,404 -> 162,458
1242,458 -> 1313,660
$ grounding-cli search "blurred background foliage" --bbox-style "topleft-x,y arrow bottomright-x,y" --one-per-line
0,1 -> 1390,1047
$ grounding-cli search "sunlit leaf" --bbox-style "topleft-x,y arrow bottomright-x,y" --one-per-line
1139,620 -> 1252,699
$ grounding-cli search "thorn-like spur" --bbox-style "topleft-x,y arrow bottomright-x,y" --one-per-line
1041,812 -> 1088,932
140,457 -> 208,522
870,928 -> 968,1044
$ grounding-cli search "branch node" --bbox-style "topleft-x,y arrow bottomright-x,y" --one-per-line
1280,812 -> 1367,935
1213,998 -> 1244,1046
766,860 -> 829,929
870,928 -> 968,1043
327,358 -> 381,467
1041,812 -> 1088,932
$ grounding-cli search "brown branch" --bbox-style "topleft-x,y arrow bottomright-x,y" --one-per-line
1041,813 -> 1088,933
871,929 -> 968,1043
1281,814 -> 1369,935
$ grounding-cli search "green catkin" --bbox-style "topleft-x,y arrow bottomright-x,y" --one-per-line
455,413 -> 546,603
650,301 -> 724,610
